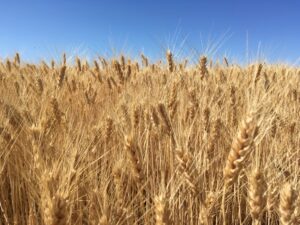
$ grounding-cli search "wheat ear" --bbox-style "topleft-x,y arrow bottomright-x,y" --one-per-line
248,169 -> 267,224
222,115 -> 257,225
223,116 -> 257,186
154,195 -> 170,225
279,182 -> 297,225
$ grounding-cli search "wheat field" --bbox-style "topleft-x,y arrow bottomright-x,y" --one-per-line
0,52 -> 299,225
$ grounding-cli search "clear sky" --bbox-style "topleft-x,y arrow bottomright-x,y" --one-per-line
1,0 -> 300,63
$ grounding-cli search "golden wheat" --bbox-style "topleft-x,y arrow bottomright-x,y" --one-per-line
0,53 -> 298,225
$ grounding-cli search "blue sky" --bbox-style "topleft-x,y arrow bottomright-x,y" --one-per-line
1,0 -> 300,63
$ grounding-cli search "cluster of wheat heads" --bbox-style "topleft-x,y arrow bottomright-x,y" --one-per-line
0,52 -> 299,225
